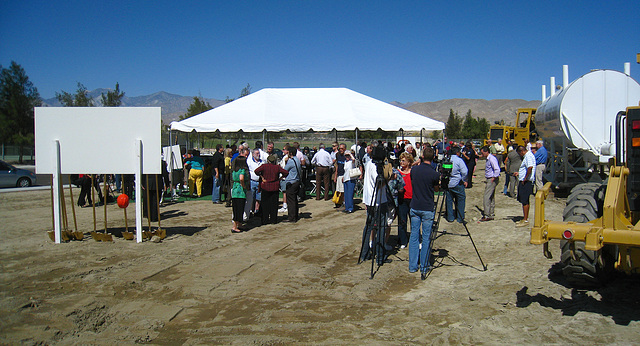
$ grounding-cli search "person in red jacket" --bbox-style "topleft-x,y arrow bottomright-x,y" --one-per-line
255,155 -> 288,225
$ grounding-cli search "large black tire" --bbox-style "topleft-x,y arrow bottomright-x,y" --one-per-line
560,183 -> 616,287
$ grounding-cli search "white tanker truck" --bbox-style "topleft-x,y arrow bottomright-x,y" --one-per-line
531,59 -> 640,287
536,64 -> 640,190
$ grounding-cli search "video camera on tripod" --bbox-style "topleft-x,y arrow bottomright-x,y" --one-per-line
370,144 -> 387,172
439,157 -> 453,189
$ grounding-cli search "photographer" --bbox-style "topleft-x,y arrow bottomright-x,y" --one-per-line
360,144 -> 392,264
408,147 -> 440,277
445,147 -> 467,223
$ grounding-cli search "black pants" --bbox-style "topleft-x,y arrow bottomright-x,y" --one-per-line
261,190 -> 279,224
142,189 -> 159,222
285,181 -> 300,221
466,165 -> 475,188
78,176 -> 103,206
123,174 -> 134,199
232,198 -> 245,222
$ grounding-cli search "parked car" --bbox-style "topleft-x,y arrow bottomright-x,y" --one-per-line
0,160 -> 37,187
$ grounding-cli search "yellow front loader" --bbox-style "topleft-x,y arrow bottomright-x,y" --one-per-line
531,106 -> 640,286
484,108 -> 537,147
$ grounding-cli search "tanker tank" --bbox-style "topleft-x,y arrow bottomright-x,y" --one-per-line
536,69 -> 640,163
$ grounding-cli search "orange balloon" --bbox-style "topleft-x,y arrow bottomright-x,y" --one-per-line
117,194 -> 129,208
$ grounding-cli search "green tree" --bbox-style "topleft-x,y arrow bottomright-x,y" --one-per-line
430,130 -> 442,140
460,109 -> 477,139
56,82 -> 95,107
225,83 -> 252,103
477,117 -> 491,140
0,61 -> 42,163
180,96 -> 213,120
239,83 -> 251,98
445,109 -> 462,139
100,82 -> 125,107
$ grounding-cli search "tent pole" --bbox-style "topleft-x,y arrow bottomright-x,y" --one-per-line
420,129 -> 423,144
355,128 -> 358,153
335,129 -> 338,143
168,130 -> 173,189
263,130 -> 266,147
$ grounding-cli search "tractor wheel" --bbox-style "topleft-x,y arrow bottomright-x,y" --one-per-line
560,183 -> 616,287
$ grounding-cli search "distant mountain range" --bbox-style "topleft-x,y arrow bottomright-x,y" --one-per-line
43,89 -> 541,127
398,98 -> 541,126
42,89 -> 226,125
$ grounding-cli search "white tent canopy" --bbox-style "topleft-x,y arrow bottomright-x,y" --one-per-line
170,87 -> 444,133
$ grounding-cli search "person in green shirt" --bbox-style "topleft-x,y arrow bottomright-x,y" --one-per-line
230,155 -> 249,233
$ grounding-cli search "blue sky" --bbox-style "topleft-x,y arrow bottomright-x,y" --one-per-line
1,1 -> 638,103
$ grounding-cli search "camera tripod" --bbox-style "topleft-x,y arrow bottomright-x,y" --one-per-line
425,184 -> 488,278
358,173 -> 395,279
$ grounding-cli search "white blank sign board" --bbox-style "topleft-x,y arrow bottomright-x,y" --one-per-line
35,107 -> 161,174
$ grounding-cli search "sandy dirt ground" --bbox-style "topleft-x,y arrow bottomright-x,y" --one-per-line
1,160 -> 640,344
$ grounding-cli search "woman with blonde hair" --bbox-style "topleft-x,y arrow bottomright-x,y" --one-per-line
223,147 -> 233,207
397,152 -> 414,249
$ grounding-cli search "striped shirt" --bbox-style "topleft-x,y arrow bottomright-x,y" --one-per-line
518,151 -> 536,182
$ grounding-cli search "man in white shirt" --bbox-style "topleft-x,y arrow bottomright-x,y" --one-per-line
246,148 -> 264,219
255,140 -> 268,161
311,143 -> 333,200
494,138 -> 505,168
514,145 -> 536,227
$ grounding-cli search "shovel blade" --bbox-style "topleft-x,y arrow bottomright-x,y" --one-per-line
91,231 -> 103,242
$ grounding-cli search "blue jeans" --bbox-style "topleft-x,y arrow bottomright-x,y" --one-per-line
397,197 -> 411,246
503,172 -> 510,194
409,208 -> 435,273
115,174 -> 122,192
343,179 -> 355,212
211,176 -> 221,202
446,184 -> 466,222
250,180 -> 261,202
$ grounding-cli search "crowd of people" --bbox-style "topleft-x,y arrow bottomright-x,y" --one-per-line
174,136 -> 548,278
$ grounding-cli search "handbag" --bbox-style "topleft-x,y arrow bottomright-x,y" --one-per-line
332,190 -> 344,204
348,167 -> 361,179
293,158 -> 306,200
